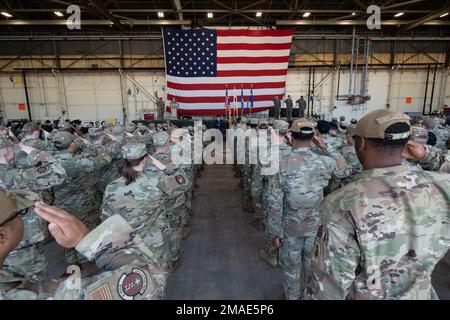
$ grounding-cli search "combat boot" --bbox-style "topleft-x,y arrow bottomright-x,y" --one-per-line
182,225 -> 192,239
259,249 -> 278,267
242,201 -> 254,213
169,259 -> 182,273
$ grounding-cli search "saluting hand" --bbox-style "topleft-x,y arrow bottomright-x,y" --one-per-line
34,201 -> 90,249
402,140 -> 427,161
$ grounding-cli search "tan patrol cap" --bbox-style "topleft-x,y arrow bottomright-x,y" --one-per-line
353,109 -> 410,140
0,189 -> 17,226
290,118 -> 315,133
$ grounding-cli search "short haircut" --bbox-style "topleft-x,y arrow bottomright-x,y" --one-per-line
366,123 -> 410,151
291,128 -> 314,141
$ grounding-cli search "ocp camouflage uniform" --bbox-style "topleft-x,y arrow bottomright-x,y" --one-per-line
252,120 -> 292,265
310,133 -> 346,155
53,143 -> 111,229
145,159 -> 192,269
415,145 -> 450,173
306,165 -> 450,300
0,141 -> 67,281
101,171 -> 167,270
266,119 -> 351,300
152,147 -> 192,266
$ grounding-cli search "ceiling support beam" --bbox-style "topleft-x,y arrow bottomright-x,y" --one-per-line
89,0 -> 126,31
172,0 -> 183,21
401,6 -> 450,31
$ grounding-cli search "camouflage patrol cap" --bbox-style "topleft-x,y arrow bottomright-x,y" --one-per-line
153,131 -> 170,147
111,126 -> 124,135
58,122 -> 72,131
52,131 -> 75,149
121,143 -> 147,160
125,124 -> 136,133
22,122 -> 40,134
258,119 -> 268,129
249,118 -> 258,125
291,118 -> 315,133
0,135 -> 14,149
410,126 -> 428,145
88,127 -> 102,137
353,109 -> 410,140
0,189 -> 17,226
272,120 -> 289,134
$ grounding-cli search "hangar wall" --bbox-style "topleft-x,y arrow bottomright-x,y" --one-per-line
0,38 -> 449,123
0,68 -> 448,123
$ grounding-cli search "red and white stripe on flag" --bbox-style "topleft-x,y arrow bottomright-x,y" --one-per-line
164,29 -> 293,116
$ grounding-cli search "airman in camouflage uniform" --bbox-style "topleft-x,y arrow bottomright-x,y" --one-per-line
0,135 -> 67,281
0,189 -> 166,300
151,133 -> 193,269
266,118 -> 351,300
311,120 -> 346,155
306,109 -> 450,300
86,128 -> 121,210
242,118 -> 259,213
51,131 -> 111,264
101,143 -> 167,270
252,120 -> 292,267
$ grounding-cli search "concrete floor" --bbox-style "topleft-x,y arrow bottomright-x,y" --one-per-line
45,163 -> 450,300
166,165 -> 284,300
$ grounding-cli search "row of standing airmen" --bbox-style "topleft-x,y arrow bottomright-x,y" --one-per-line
0,120 -> 204,299
232,111 -> 450,300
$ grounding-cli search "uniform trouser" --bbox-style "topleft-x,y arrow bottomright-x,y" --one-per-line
157,107 -> 164,120
279,235 -> 316,300
253,201 -> 264,220
242,164 -> 252,202
286,107 -> 292,121
274,107 -> 280,119
262,208 -> 278,259
164,209 -> 183,264
299,110 -> 305,118
5,243 -> 48,281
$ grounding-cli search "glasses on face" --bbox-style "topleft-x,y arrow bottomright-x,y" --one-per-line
0,211 -> 20,228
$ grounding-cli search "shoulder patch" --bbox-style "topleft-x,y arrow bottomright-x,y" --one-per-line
117,268 -> 148,300
36,166 -> 49,175
175,175 -> 185,185
88,284 -> 113,300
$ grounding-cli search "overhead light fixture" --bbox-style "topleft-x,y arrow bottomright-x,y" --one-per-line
352,12 -> 356,16
54,11 -> 63,17
394,12 -> 404,17
157,11 -> 164,18
440,12 -> 449,18
1,12 -> 12,18
256,11 -> 262,17
207,12 -> 213,18
303,12 -> 311,18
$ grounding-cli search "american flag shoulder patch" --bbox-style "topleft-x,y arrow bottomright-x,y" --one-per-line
88,284 -> 113,300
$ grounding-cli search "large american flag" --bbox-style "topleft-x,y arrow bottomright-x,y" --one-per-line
163,28 -> 293,116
